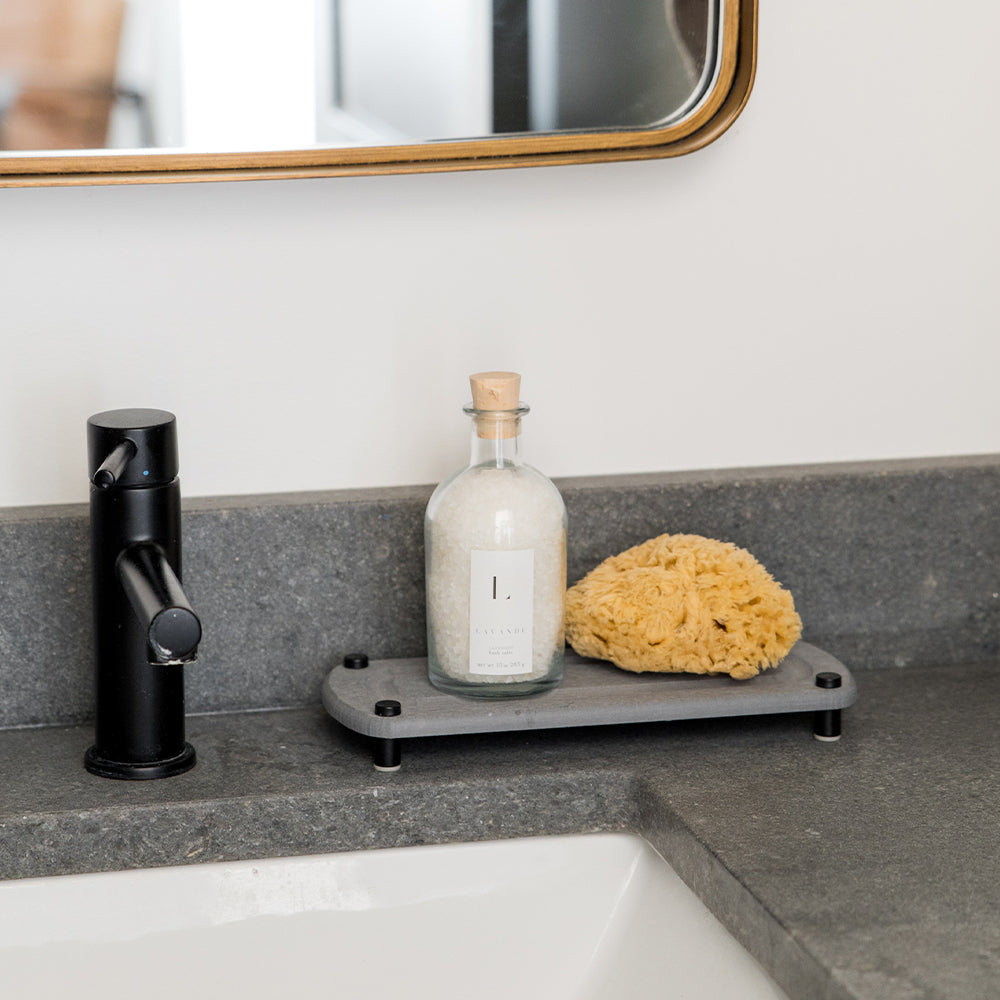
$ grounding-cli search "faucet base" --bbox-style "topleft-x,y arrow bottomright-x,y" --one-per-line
84,742 -> 196,780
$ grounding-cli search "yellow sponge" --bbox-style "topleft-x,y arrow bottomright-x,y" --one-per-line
565,533 -> 802,680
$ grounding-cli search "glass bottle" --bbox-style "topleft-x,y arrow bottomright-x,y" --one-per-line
425,372 -> 566,698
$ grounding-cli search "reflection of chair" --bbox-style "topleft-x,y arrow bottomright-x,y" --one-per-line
0,0 -> 126,150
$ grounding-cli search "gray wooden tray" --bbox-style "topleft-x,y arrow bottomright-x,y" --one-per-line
322,642 -> 857,768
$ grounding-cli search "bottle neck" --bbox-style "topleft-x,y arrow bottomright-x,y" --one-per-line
466,407 -> 527,469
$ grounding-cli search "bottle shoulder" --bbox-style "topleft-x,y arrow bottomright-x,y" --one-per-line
426,463 -> 566,534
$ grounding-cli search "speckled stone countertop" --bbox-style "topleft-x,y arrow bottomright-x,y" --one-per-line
4,456 -> 999,728
0,660 -> 995,1000
2,457 -> 997,997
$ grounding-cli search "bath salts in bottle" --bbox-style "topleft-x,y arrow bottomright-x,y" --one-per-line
425,372 -> 566,698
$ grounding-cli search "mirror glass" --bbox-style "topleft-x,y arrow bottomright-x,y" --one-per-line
0,0 -> 718,157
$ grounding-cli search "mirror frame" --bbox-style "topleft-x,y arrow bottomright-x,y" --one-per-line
0,0 -> 756,188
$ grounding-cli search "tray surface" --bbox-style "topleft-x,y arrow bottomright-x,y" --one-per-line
322,642 -> 856,740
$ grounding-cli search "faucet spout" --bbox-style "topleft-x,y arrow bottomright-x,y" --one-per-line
118,543 -> 201,664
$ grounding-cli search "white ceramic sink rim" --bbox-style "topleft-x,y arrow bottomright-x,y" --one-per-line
0,832 -> 788,1000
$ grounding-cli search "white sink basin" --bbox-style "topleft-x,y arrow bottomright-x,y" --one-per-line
0,833 -> 787,999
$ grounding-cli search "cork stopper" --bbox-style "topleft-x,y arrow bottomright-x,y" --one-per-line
470,371 -> 520,409
469,371 -> 522,439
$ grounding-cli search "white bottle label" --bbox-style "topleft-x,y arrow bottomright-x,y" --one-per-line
468,549 -> 534,675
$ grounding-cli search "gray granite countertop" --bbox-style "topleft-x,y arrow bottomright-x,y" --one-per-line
0,661 -> 996,1000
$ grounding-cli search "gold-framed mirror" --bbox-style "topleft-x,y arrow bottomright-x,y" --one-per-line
0,0 -> 756,187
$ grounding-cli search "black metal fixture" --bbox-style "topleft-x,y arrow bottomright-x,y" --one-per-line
85,408 -> 201,779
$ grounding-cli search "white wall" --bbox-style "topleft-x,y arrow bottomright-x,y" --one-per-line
1,0 -> 998,508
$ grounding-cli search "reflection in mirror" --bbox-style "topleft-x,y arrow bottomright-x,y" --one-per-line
0,0 -> 718,156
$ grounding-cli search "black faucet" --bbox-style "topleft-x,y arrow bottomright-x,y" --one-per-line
85,408 -> 201,779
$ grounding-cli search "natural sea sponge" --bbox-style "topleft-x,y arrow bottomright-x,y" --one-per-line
565,534 -> 802,680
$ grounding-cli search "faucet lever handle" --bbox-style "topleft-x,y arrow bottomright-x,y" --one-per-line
87,409 -> 178,488
93,439 -> 137,489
